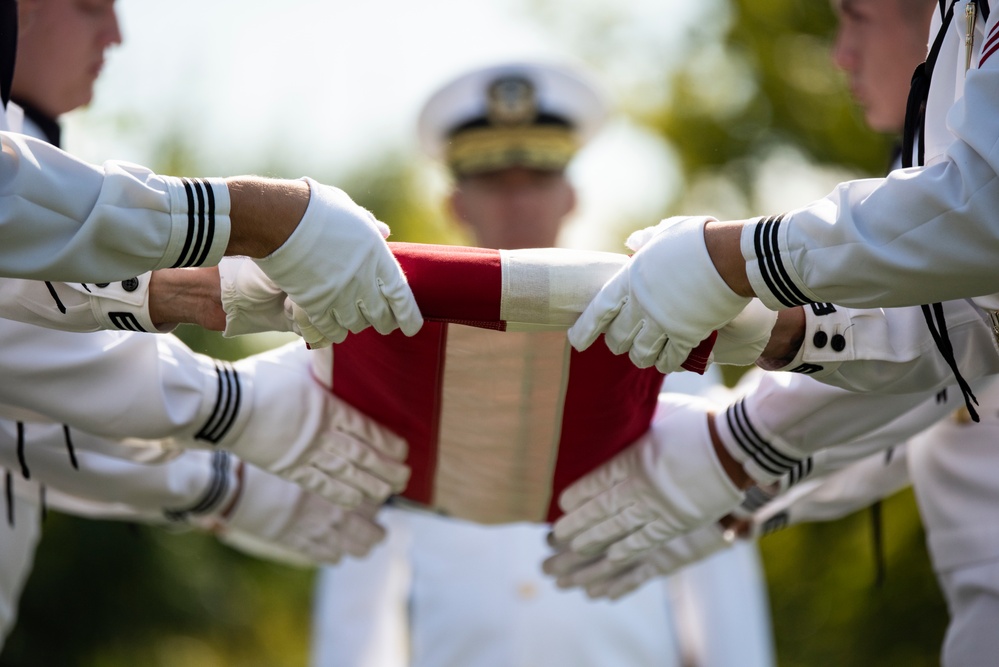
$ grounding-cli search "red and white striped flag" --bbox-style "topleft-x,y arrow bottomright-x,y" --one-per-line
312,243 -> 715,524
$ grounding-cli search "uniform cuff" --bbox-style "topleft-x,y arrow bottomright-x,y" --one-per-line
162,176 -> 231,269
714,398 -> 810,486
64,273 -> 175,333
773,303 -> 857,377
742,215 -> 821,310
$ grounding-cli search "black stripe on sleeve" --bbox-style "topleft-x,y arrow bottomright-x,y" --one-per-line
163,451 -> 232,521
186,179 -> 207,268
195,362 -> 242,444
753,216 -> 814,307
786,457 -> 814,487
108,312 -> 147,332
16,422 -> 29,480
172,178 -> 198,268
759,511 -> 789,536
62,425 -> 79,470
44,282 -> 67,314
193,179 -> 217,267
5,470 -> 12,527
724,399 -> 801,477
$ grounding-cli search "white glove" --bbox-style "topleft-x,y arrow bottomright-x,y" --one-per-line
195,461 -> 386,566
567,216 -> 751,373
550,392 -> 743,566
254,178 -> 424,344
218,257 -> 331,348
221,342 -> 410,508
543,522 -> 733,599
710,299 -> 778,366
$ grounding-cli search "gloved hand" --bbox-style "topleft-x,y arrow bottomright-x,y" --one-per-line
196,461 -> 387,567
543,522 -> 733,600
710,298 -> 778,366
220,341 -> 410,508
254,178 -> 424,344
218,257 -> 331,348
549,392 -> 743,566
567,216 -> 751,373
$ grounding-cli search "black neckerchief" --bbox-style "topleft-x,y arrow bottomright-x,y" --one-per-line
12,96 -> 61,146
903,0 -> 981,422
1,0 -> 16,108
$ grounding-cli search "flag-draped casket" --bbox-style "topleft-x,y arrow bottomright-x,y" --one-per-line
311,243 -> 714,524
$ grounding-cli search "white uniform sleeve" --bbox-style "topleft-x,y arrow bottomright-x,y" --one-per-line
0,318 -> 244,443
742,6 -> 999,310
0,274 -> 172,334
751,446 -> 910,536
714,366 -> 985,485
772,300 -> 999,394
0,420 -> 238,524
0,132 -> 231,282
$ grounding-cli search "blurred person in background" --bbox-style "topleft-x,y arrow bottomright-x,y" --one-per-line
310,60 -> 775,667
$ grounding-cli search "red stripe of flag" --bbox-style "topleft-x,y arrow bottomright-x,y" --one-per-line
331,323 -> 449,505
391,242 -> 503,327
546,342 -> 665,521
981,22 -> 999,66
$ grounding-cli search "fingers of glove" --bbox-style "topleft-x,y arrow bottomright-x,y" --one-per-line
553,478 -> 640,543
557,555 -> 632,591
567,503 -> 657,558
624,321 -> 671,370
600,305 -> 649,360
328,399 -> 409,463
309,309 -> 350,345
336,512 -> 388,558
606,518 -> 679,564
567,272 -> 630,352
307,448 -> 396,503
557,452 -> 635,514
373,219 -> 391,239
654,339 -> 693,375
288,300 -> 332,349
596,561 -> 660,601
285,464 -> 363,508
292,533 -> 345,565
323,431 -> 410,493
541,549 -> 602,579
378,274 -> 424,337
623,218 -> 682,253
351,293 -> 397,337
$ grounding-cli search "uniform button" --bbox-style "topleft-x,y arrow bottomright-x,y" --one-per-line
516,582 -> 539,600
812,331 -> 828,348
121,278 -> 139,292
95,283 -> 110,288
830,334 -> 846,352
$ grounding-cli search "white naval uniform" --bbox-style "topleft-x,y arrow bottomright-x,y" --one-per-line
0,110 -> 246,646
0,110 -> 330,639
743,1 -> 999,313
313,508 -> 684,667
0,129 -> 231,283
311,369 -> 776,667
741,378 -> 999,667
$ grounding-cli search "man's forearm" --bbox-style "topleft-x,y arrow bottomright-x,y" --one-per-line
148,267 -> 225,330
756,307 -> 805,370
224,177 -> 311,259
704,220 -> 754,297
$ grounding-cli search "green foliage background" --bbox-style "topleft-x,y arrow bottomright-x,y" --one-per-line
1,0 -> 949,665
